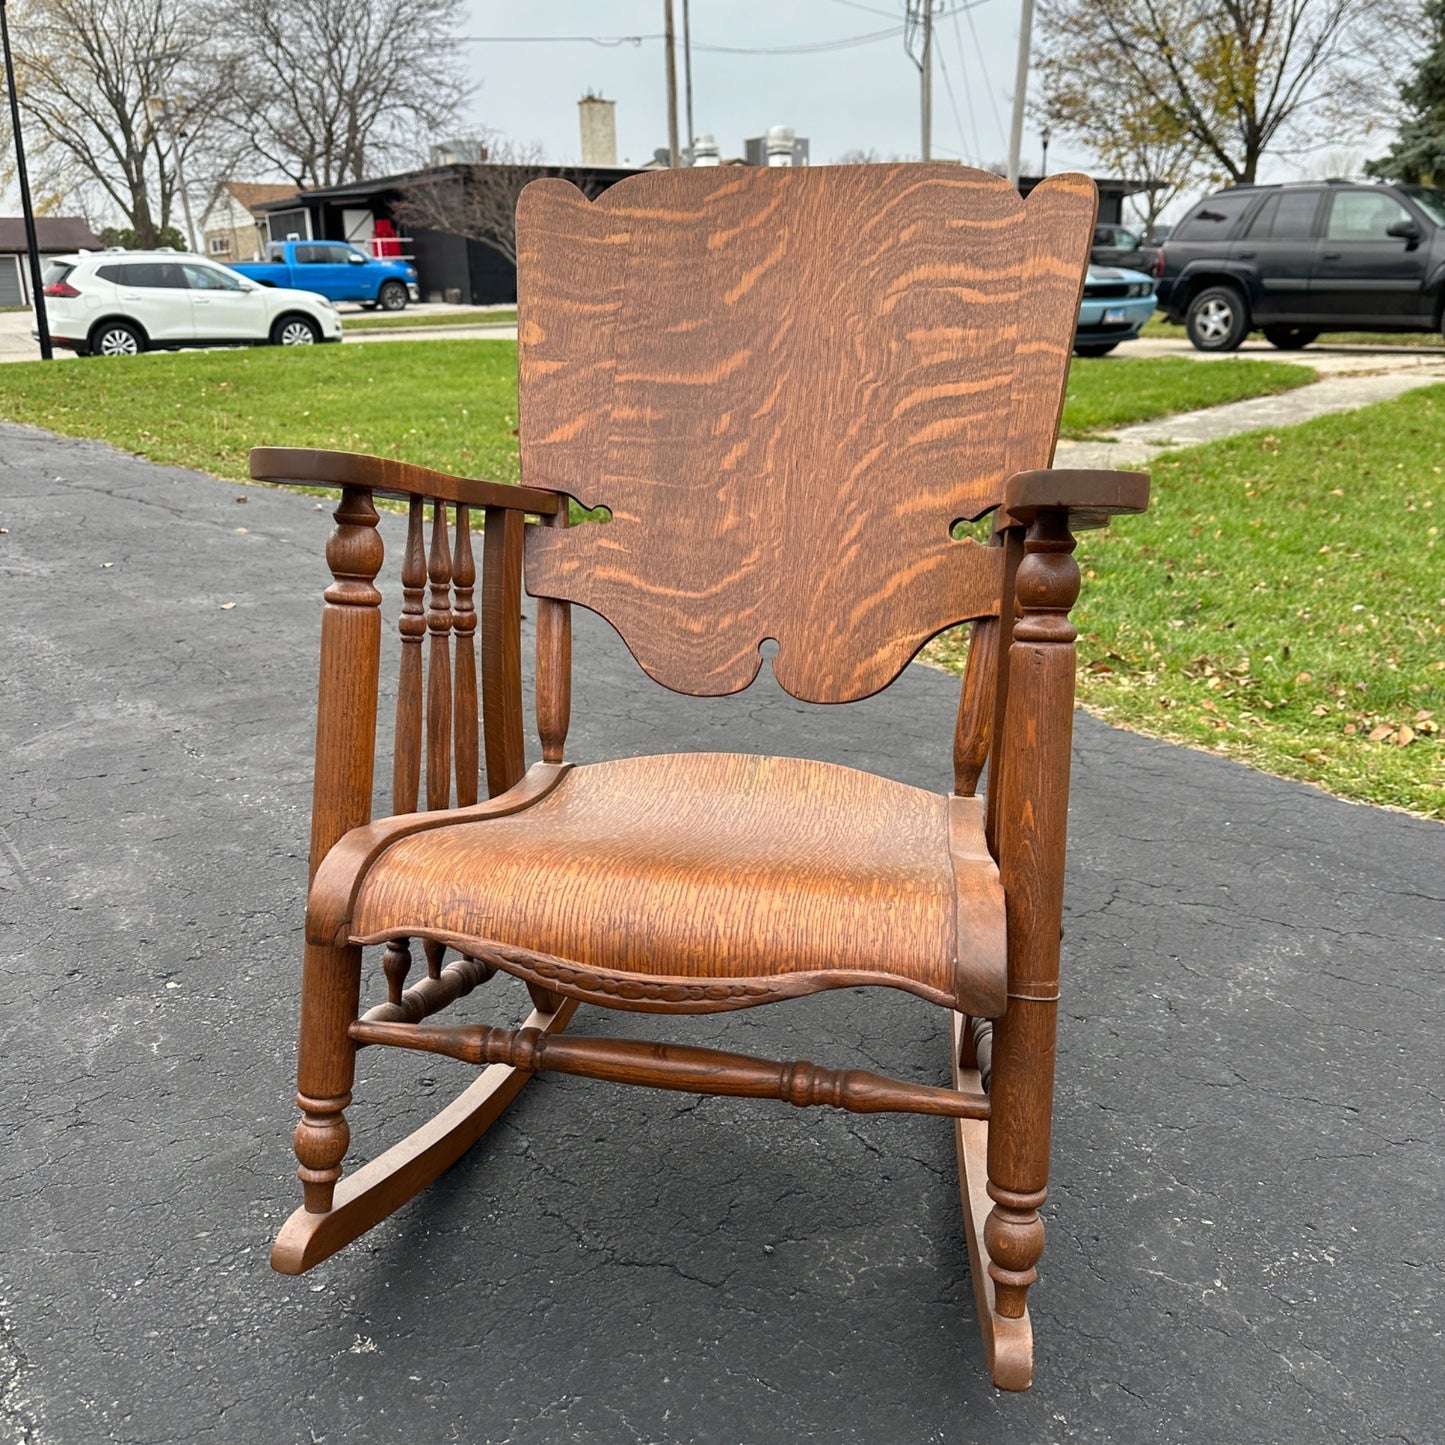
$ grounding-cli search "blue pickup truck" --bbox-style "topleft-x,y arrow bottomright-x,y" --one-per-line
231,241 -> 417,310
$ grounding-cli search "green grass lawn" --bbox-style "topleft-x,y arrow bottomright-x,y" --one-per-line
1142,315 -> 1445,350
1,339 -> 1436,816
925,387 -> 1445,818
0,342 -> 1307,490
345,308 -> 516,331
1060,356 -> 1312,437
0,341 -> 525,483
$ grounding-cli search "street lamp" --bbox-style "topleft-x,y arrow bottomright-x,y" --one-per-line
0,0 -> 51,359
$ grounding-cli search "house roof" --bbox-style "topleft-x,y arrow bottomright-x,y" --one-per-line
0,216 -> 103,253
251,162 -> 644,209
221,182 -> 301,215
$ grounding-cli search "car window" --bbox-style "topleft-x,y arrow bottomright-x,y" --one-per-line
326,244 -> 359,263
123,262 -> 187,288
1243,195 -> 1279,238
1115,227 -> 1139,249
1243,190 -> 1321,240
1174,190 -> 1258,242
294,245 -> 326,264
1273,191 -> 1322,239
1326,191 -> 1414,241
95,264 -> 125,284
181,262 -> 245,291
1406,188 -> 1445,225
42,261 -> 75,286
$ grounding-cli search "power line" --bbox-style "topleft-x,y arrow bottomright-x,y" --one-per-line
457,35 -> 662,47
949,0 -> 983,163
932,33 -> 975,165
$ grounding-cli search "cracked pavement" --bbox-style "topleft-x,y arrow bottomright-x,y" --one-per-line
0,422 -> 1440,1443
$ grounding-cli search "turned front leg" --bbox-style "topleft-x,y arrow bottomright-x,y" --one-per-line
294,485 -> 383,1212
294,940 -> 364,1212
986,509 -> 1079,1319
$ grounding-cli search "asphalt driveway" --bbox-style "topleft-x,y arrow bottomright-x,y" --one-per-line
0,424 -> 1440,1444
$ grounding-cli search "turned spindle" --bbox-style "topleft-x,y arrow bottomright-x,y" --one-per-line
393,497 -> 426,815
425,502 -> 453,811
452,504 -> 479,808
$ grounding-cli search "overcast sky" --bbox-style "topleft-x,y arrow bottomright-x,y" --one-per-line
457,1 -> 1072,173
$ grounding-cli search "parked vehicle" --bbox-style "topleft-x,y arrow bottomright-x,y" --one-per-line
38,251 -> 343,356
1074,265 -> 1157,356
232,241 -> 417,310
1156,180 -> 1445,350
1090,222 -> 1160,274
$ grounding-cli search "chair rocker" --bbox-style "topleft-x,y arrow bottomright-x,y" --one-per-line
253,163 -> 1148,1391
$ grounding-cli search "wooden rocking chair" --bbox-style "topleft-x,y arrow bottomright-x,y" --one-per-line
252,164 -> 1148,1391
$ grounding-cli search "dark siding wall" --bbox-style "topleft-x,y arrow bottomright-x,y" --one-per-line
409,228 -> 472,301
465,240 -> 516,304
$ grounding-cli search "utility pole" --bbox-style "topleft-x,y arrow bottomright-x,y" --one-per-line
146,95 -> 198,251
920,0 -> 933,162
1007,0 -> 1035,187
664,0 -> 680,167
0,0 -> 50,359
682,0 -> 694,164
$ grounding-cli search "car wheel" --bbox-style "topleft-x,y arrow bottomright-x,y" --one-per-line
1186,285 -> 1249,351
378,281 -> 408,311
89,320 -> 146,357
1073,342 -> 1119,357
272,314 -> 320,346
1262,325 -> 1319,350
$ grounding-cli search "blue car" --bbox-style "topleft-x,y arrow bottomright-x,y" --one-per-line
232,241 -> 417,311
1074,264 -> 1157,357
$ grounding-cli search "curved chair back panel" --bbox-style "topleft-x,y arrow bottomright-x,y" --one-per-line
518,164 -> 1095,702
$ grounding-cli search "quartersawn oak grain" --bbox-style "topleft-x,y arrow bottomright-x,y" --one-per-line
517,164 -> 1093,702
254,162 -> 1152,1393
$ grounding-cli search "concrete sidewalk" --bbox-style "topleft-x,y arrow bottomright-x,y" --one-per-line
0,425 -> 1441,1444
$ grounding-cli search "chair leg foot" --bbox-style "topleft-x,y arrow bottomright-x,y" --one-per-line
951,1012 -> 1034,1391
271,993 -> 580,1274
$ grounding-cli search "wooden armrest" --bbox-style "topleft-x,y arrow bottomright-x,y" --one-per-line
1002,469 -> 1150,530
249,447 -> 560,515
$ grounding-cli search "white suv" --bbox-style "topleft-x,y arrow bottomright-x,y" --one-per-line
38,251 -> 343,356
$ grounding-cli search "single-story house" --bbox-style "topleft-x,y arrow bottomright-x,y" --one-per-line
252,163 -> 643,305
0,217 -> 103,306
200,182 -> 301,263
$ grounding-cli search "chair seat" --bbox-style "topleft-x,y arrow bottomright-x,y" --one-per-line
347,753 -> 1007,1015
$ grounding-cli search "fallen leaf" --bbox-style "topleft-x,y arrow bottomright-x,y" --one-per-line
1295,671 -> 1312,683
1343,723 -> 1357,735
234,527 -> 249,534
1414,709 -> 1434,721
220,602 -> 237,610
1311,705 -> 1328,715
101,562 -> 114,569
1368,725 -> 1393,741
1394,726 -> 1415,746
0,527 -> 8,534
235,495 -> 248,503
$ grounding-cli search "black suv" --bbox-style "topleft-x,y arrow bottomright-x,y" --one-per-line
1157,180 -> 1445,350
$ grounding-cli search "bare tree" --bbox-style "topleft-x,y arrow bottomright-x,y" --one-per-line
1038,55 -> 1208,236
214,0 -> 467,189
1036,0 -> 1392,186
2,0 -> 237,247
393,140 -> 602,267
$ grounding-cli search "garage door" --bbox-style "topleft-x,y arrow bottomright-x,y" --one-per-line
0,254 -> 23,307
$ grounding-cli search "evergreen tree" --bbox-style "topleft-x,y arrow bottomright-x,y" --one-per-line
1368,1 -> 1445,184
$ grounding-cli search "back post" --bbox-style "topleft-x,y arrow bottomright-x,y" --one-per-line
984,508 -> 1080,1322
